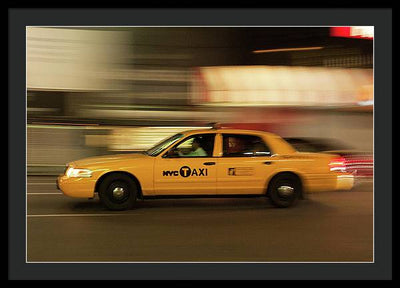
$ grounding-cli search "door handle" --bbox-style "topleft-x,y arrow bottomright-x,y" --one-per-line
264,161 -> 273,165
203,162 -> 216,166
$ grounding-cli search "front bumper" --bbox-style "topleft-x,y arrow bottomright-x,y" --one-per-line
57,175 -> 96,198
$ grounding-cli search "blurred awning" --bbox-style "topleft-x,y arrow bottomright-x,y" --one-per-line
191,65 -> 373,108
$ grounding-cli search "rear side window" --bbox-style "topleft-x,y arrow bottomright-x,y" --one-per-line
222,134 -> 272,157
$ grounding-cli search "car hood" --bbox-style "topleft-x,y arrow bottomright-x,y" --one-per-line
69,152 -> 149,168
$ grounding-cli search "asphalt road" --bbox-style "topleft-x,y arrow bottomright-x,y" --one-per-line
27,176 -> 373,262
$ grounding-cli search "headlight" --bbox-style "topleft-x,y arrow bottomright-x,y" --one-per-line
65,167 -> 93,178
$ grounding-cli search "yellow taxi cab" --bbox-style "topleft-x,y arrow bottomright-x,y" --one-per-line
57,128 -> 354,210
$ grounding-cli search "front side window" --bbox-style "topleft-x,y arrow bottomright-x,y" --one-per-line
222,134 -> 271,157
164,134 -> 215,158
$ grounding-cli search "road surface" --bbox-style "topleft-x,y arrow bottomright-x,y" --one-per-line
27,176 -> 373,262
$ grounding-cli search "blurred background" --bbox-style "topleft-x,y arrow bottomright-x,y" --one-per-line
27,26 -> 373,176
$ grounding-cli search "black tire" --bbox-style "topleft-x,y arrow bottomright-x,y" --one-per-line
268,173 -> 301,208
98,173 -> 138,211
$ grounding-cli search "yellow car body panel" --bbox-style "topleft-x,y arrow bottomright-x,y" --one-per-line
57,128 -> 354,199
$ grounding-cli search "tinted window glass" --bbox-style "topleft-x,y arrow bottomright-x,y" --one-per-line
222,134 -> 271,157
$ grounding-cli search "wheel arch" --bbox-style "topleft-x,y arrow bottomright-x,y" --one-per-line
95,171 -> 143,199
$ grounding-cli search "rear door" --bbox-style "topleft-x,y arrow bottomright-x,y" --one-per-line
216,133 -> 275,195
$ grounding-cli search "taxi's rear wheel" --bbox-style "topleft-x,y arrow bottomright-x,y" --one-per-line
268,173 -> 301,208
98,173 -> 137,211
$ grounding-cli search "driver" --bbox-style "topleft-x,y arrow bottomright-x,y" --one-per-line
179,138 -> 207,157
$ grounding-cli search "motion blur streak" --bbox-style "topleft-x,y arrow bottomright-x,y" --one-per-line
252,46 -> 324,53
26,27 -> 373,180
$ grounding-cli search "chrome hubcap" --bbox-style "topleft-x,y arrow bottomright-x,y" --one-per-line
277,185 -> 294,197
112,187 -> 125,199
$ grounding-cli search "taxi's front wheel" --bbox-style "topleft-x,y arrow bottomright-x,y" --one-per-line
98,173 -> 138,211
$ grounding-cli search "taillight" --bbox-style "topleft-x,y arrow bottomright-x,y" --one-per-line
329,157 -> 347,172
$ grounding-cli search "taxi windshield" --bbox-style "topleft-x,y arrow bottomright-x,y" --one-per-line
145,133 -> 184,157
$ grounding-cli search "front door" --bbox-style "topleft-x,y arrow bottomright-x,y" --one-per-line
154,133 -> 217,195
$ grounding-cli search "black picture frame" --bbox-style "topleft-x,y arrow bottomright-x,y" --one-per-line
9,7 -> 392,280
